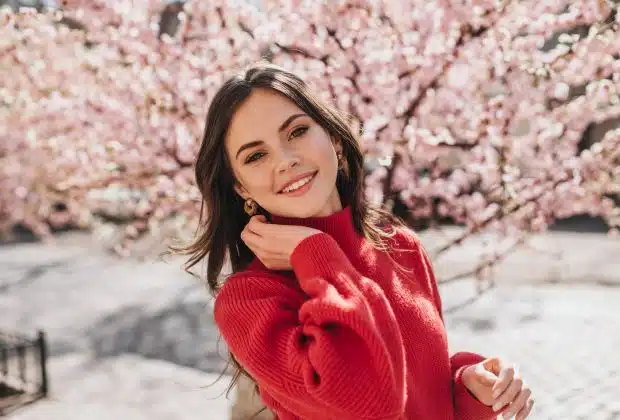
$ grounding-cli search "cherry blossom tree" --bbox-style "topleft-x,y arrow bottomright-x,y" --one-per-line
1,0 -> 618,273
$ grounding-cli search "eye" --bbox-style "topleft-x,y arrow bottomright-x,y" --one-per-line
245,151 -> 265,164
290,126 -> 309,139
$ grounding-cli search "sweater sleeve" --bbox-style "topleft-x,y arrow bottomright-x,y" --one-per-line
214,232 -> 407,419
450,352 -> 499,420
397,229 -> 498,420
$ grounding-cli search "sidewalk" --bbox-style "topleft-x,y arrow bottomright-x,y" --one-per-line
6,354 -> 233,420
442,283 -> 620,420
1,228 -> 618,419
419,227 -> 620,287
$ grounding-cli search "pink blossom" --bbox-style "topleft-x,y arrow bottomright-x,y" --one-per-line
1,0 -> 618,253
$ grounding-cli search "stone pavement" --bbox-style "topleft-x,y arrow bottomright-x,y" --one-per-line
1,228 -> 618,419
5,354 -> 233,420
442,283 -> 620,420
418,226 -> 620,287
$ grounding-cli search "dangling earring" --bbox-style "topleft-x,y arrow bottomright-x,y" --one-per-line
244,198 -> 257,216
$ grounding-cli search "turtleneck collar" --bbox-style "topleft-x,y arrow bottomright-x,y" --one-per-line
270,205 -> 363,254
244,205 -> 371,273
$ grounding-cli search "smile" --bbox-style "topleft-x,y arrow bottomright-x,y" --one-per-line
278,172 -> 317,196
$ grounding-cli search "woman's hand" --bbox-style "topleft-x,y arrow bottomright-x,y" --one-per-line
462,357 -> 534,419
241,215 -> 322,270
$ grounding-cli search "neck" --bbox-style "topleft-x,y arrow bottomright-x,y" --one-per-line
311,188 -> 343,217
270,205 -> 362,256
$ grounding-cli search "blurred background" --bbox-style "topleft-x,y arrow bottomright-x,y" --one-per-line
1,0 -> 619,419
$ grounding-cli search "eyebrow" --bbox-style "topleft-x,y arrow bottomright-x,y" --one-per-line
235,113 -> 306,159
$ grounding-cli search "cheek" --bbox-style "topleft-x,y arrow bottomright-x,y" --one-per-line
320,145 -> 339,175
238,168 -> 273,196
306,131 -> 337,165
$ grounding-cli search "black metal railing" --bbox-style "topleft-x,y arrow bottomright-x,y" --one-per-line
0,330 -> 48,415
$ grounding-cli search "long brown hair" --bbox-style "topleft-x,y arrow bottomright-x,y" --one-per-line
170,61 -> 403,398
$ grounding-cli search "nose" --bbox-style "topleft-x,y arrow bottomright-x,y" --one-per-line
276,151 -> 300,174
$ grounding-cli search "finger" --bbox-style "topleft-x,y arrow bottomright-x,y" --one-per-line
483,357 -> 501,375
247,215 -> 268,235
249,217 -> 293,236
515,397 -> 534,420
241,228 -> 280,259
493,376 -> 522,413
492,365 -> 515,399
241,228 -> 265,253
474,363 -> 498,386
501,387 -> 531,419
241,225 -> 261,243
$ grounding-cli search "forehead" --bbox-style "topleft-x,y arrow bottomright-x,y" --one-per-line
226,88 -> 302,147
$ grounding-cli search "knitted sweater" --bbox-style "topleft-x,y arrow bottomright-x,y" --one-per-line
214,206 -> 498,420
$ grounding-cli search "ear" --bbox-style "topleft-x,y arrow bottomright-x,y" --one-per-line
332,136 -> 343,154
233,182 -> 250,201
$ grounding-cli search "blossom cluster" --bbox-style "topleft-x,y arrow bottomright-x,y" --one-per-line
1,0 -> 618,258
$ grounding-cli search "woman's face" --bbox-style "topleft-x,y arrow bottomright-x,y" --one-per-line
225,88 -> 343,218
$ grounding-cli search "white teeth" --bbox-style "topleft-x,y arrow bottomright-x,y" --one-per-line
282,175 -> 313,193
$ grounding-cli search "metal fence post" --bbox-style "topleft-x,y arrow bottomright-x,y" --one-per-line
16,344 -> 26,384
37,330 -> 48,396
0,346 -> 7,377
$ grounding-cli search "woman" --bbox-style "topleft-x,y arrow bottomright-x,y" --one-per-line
180,62 -> 534,419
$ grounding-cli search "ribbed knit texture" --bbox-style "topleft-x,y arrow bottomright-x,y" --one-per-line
214,206 -> 498,420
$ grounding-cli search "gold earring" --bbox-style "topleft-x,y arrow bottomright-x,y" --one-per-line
244,198 -> 257,216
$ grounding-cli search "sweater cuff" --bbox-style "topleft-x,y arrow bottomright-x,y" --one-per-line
290,232 -> 355,280
452,356 -> 498,420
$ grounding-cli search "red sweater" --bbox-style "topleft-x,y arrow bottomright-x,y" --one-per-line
214,206 -> 498,420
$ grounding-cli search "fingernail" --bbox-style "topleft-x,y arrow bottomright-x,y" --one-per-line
492,390 -> 500,399
493,402 -> 504,412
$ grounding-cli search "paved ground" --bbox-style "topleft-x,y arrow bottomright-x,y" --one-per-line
4,354 -> 233,420
1,228 -> 618,419
443,283 -> 620,420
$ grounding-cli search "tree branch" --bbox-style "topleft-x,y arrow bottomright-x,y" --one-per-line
378,3 -> 513,203
434,174 -> 570,255
437,234 -> 526,285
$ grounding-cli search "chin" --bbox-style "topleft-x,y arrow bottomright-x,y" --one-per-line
270,194 -> 332,219
282,203 -> 326,218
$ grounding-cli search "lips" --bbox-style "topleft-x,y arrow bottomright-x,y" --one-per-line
277,171 -> 318,194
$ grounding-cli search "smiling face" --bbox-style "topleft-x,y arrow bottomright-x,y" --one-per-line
225,88 -> 343,218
